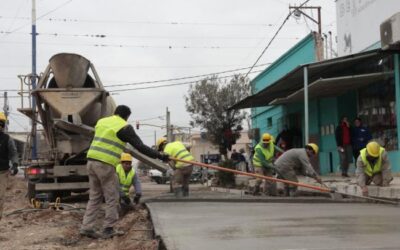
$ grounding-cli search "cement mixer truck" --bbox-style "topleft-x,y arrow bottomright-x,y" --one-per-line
19,53 -> 168,200
18,53 -> 116,200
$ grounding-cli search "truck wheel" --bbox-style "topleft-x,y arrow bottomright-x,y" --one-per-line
155,177 -> 161,184
27,182 -> 36,200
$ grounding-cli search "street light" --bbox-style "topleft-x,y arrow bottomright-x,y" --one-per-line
289,5 -> 322,35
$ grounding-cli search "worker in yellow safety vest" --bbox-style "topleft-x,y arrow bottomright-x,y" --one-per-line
356,141 -> 393,196
80,105 -> 169,239
157,138 -> 194,198
116,153 -> 142,211
252,133 -> 278,196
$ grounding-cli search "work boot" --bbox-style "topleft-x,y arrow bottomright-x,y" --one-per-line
102,227 -> 124,239
174,187 -> 184,198
288,188 -> 298,197
79,229 -> 102,239
253,186 -> 261,196
183,186 -> 189,197
265,183 -> 277,196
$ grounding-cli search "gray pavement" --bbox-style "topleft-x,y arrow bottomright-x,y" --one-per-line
148,202 -> 400,250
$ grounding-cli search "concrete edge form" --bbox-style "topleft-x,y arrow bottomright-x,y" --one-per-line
145,203 -> 167,250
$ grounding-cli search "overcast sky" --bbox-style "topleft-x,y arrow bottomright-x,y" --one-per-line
0,0 -> 336,146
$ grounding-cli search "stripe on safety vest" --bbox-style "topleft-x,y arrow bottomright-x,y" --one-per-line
174,149 -> 187,158
89,146 -> 121,159
92,137 -> 125,150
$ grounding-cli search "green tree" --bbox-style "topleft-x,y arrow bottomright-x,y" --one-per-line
185,74 -> 249,159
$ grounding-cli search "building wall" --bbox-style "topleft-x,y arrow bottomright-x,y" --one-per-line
189,131 -> 251,163
336,0 -> 400,56
252,33 -> 317,142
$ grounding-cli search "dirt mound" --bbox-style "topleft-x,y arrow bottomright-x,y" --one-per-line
0,177 -> 160,250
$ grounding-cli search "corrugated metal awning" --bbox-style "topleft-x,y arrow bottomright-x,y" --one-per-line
229,49 -> 397,110
269,72 -> 393,105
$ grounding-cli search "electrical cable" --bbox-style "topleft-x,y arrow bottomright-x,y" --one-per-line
1,0 -> 73,37
0,63 -> 270,92
244,0 -> 312,78
0,16 -> 276,27
108,70 -> 262,92
0,30 -> 302,41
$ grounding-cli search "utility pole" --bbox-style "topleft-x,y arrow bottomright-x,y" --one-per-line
3,92 -> 9,132
166,107 -> 172,142
289,5 -> 321,35
329,31 -> 333,58
154,130 -> 157,147
290,5 -> 323,61
31,0 -> 37,159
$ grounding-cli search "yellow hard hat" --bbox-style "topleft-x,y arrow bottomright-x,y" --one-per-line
307,143 -> 319,154
0,112 -> 6,121
366,141 -> 380,157
120,153 -> 133,162
156,137 -> 167,150
262,133 -> 272,143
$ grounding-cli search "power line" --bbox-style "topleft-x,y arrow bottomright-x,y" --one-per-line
0,69 -> 262,94
0,30 -> 303,41
0,63 -> 271,92
0,16 -> 276,27
1,0 -> 73,37
245,0 -> 312,78
104,63 -> 270,88
0,40 -> 276,50
109,70 -> 263,93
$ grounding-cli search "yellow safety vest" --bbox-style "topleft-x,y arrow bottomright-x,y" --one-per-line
164,141 -> 194,168
360,147 -> 385,177
252,142 -> 274,168
87,115 -> 127,167
116,164 -> 135,196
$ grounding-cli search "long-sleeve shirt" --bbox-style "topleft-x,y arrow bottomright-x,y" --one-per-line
0,133 -> 18,171
116,125 -> 161,159
355,151 -> 392,187
274,148 -> 318,178
132,173 -> 142,195
8,137 -> 18,165
351,126 -> 372,151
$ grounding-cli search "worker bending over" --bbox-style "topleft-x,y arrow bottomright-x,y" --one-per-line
252,133 -> 278,196
274,143 -> 322,197
157,138 -> 194,198
80,105 -> 169,239
117,153 -> 142,213
356,141 -> 393,196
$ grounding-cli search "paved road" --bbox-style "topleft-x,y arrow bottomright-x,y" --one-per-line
148,202 -> 400,250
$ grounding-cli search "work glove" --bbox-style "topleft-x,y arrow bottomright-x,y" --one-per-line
10,163 -> 18,176
158,153 -> 170,162
121,196 -> 132,206
133,194 -> 142,204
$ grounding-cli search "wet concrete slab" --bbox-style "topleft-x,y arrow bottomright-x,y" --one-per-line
148,202 -> 400,250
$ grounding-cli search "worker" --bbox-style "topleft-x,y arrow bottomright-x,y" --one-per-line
116,153 -> 142,213
156,138 -> 194,198
80,105 -> 169,239
356,141 -> 393,196
0,112 -> 18,221
274,143 -> 322,197
252,133 -> 278,196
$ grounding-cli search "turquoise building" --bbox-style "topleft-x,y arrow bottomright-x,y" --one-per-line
232,32 -> 400,174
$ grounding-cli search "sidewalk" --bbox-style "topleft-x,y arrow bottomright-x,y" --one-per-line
309,175 -> 400,199
235,175 -> 400,199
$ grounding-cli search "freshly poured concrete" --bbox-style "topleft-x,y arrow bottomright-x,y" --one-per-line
148,202 -> 400,250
